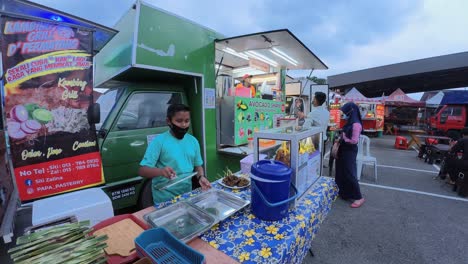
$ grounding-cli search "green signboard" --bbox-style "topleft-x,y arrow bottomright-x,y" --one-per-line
234,97 -> 285,145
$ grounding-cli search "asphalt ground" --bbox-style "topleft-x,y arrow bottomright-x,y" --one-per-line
303,135 -> 468,264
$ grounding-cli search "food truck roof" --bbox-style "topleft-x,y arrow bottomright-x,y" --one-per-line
216,29 -> 328,70
0,0 -> 118,53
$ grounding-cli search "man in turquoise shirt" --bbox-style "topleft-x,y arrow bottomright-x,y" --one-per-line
138,104 -> 211,204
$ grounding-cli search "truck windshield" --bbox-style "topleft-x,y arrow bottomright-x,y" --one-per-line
96,89 -> 118,130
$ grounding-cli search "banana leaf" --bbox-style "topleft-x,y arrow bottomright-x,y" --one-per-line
14,235 -> 107,264
11,232 -> 85,260
9,228 -> 86,254
16,221 -> 89,245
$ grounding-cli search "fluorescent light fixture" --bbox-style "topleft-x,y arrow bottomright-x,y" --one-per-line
272,48 -> 298,64
270,48 -> 298,66
232,67 -> 253,73
222,47 -> 249,60
244,51 -> 278,67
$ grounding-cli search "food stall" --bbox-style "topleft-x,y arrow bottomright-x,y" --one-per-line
216,30 -> 328,158
5,2 -> 339,263
384,88 -> 426,130
341,88 -> 384,135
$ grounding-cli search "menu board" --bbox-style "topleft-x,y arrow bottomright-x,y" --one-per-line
234,97 -> 284,145
1,17 -> 104,201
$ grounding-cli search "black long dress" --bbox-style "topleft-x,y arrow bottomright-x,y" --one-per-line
335,102 -> 363,200
335,141 -> 362,200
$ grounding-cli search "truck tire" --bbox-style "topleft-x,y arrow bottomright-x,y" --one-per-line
137,180 -> 153,209
447,130 -> 461,140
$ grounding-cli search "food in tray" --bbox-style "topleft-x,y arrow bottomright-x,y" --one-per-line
219,167 -> 250,188
275,141 -> 291,167
222,175 -> 250,187
204,207 -> 220,217
299,137 -> 316,154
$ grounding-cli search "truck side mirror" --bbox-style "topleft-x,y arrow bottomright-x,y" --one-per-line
88,103 -> 101,124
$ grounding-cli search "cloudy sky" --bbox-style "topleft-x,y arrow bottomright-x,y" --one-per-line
32,0 -> 468,98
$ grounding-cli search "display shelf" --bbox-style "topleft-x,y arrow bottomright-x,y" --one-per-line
253,126 -> 323,203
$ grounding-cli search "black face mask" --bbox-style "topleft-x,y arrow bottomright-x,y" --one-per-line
170,123 -> 189,139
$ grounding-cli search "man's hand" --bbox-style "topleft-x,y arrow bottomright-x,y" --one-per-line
160,167 -> 176,179
198,176 -> 211,191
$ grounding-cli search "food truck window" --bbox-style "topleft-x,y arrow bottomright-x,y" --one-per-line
115,92 -> 182,130
96,89 -> 118,130
452,106 -> 462,117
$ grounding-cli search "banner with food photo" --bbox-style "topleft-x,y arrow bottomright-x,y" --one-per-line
1,16 -> 104,201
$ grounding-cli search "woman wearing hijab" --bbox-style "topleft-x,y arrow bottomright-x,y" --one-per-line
335,102 -> 365,208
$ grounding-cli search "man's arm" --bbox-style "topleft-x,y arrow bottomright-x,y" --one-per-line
450,140 -> 463,153
138,166 -> 175,180
195,165 -> 211,190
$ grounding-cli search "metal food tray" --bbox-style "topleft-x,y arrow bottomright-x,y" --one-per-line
143,201 -> 216,242
187,189 -> 250,222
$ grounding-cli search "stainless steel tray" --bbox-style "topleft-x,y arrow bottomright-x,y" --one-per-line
143,201 -> 216,242
187,189 -> 250,222
154,172 -> 197,190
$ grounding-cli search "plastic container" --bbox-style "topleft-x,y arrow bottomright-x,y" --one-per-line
250,160 -> 297,221
32,188 -> 113,227
91,214 -> 149,264
240,153 -> 266,174
135,227 -> 205,264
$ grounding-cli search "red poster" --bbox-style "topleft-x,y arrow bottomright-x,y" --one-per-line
329,104 -> 341,131
376,104 -> 385,130
1,17 -> 104,201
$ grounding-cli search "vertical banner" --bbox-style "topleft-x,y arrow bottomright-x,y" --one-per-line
329,103 -> 341,131
1,17 -> 104,201
376,104 -> 385,130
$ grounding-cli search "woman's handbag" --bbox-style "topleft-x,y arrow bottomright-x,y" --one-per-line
331,140 -> 340,159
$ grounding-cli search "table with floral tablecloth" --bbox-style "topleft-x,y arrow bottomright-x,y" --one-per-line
155,176 -> 338,264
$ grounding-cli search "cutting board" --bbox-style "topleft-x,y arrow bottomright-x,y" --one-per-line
94,218 -> 144,256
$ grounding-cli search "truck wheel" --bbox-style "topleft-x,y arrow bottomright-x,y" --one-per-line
447,130 -> 461,140
137,180 -> 153,209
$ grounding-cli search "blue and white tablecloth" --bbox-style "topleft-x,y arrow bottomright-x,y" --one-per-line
155,176 -> 338,264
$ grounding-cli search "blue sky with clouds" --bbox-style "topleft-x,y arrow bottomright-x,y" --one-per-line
32,0 -> 468,98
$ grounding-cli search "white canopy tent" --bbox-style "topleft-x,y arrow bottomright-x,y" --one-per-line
425,91 -> 444,107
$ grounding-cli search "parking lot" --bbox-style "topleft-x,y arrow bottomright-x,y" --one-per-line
304,135 -> 468,264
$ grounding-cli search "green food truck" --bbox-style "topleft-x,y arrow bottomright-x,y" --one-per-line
93,0 -> 328,210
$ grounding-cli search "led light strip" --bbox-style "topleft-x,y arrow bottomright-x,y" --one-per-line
222,47 -> 249,60
270,48 -> 298,66
244,51 -> 278,67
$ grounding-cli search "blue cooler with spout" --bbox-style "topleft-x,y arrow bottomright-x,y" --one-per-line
250,160 -> 297,221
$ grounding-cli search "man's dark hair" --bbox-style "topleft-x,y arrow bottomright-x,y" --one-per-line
462,127 -> 468,136
315,92 -> 326,106
167,104 -> 190,119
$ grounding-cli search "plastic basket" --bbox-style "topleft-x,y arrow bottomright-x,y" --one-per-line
135,227 -> 205,264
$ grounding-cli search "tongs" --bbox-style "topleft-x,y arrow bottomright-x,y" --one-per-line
154,172 -> 198,190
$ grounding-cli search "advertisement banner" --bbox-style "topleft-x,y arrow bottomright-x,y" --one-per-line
329,103 -> 341,131
234,97 -> 284,145
376,104 -> 385,130
1,17 -> 104,201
